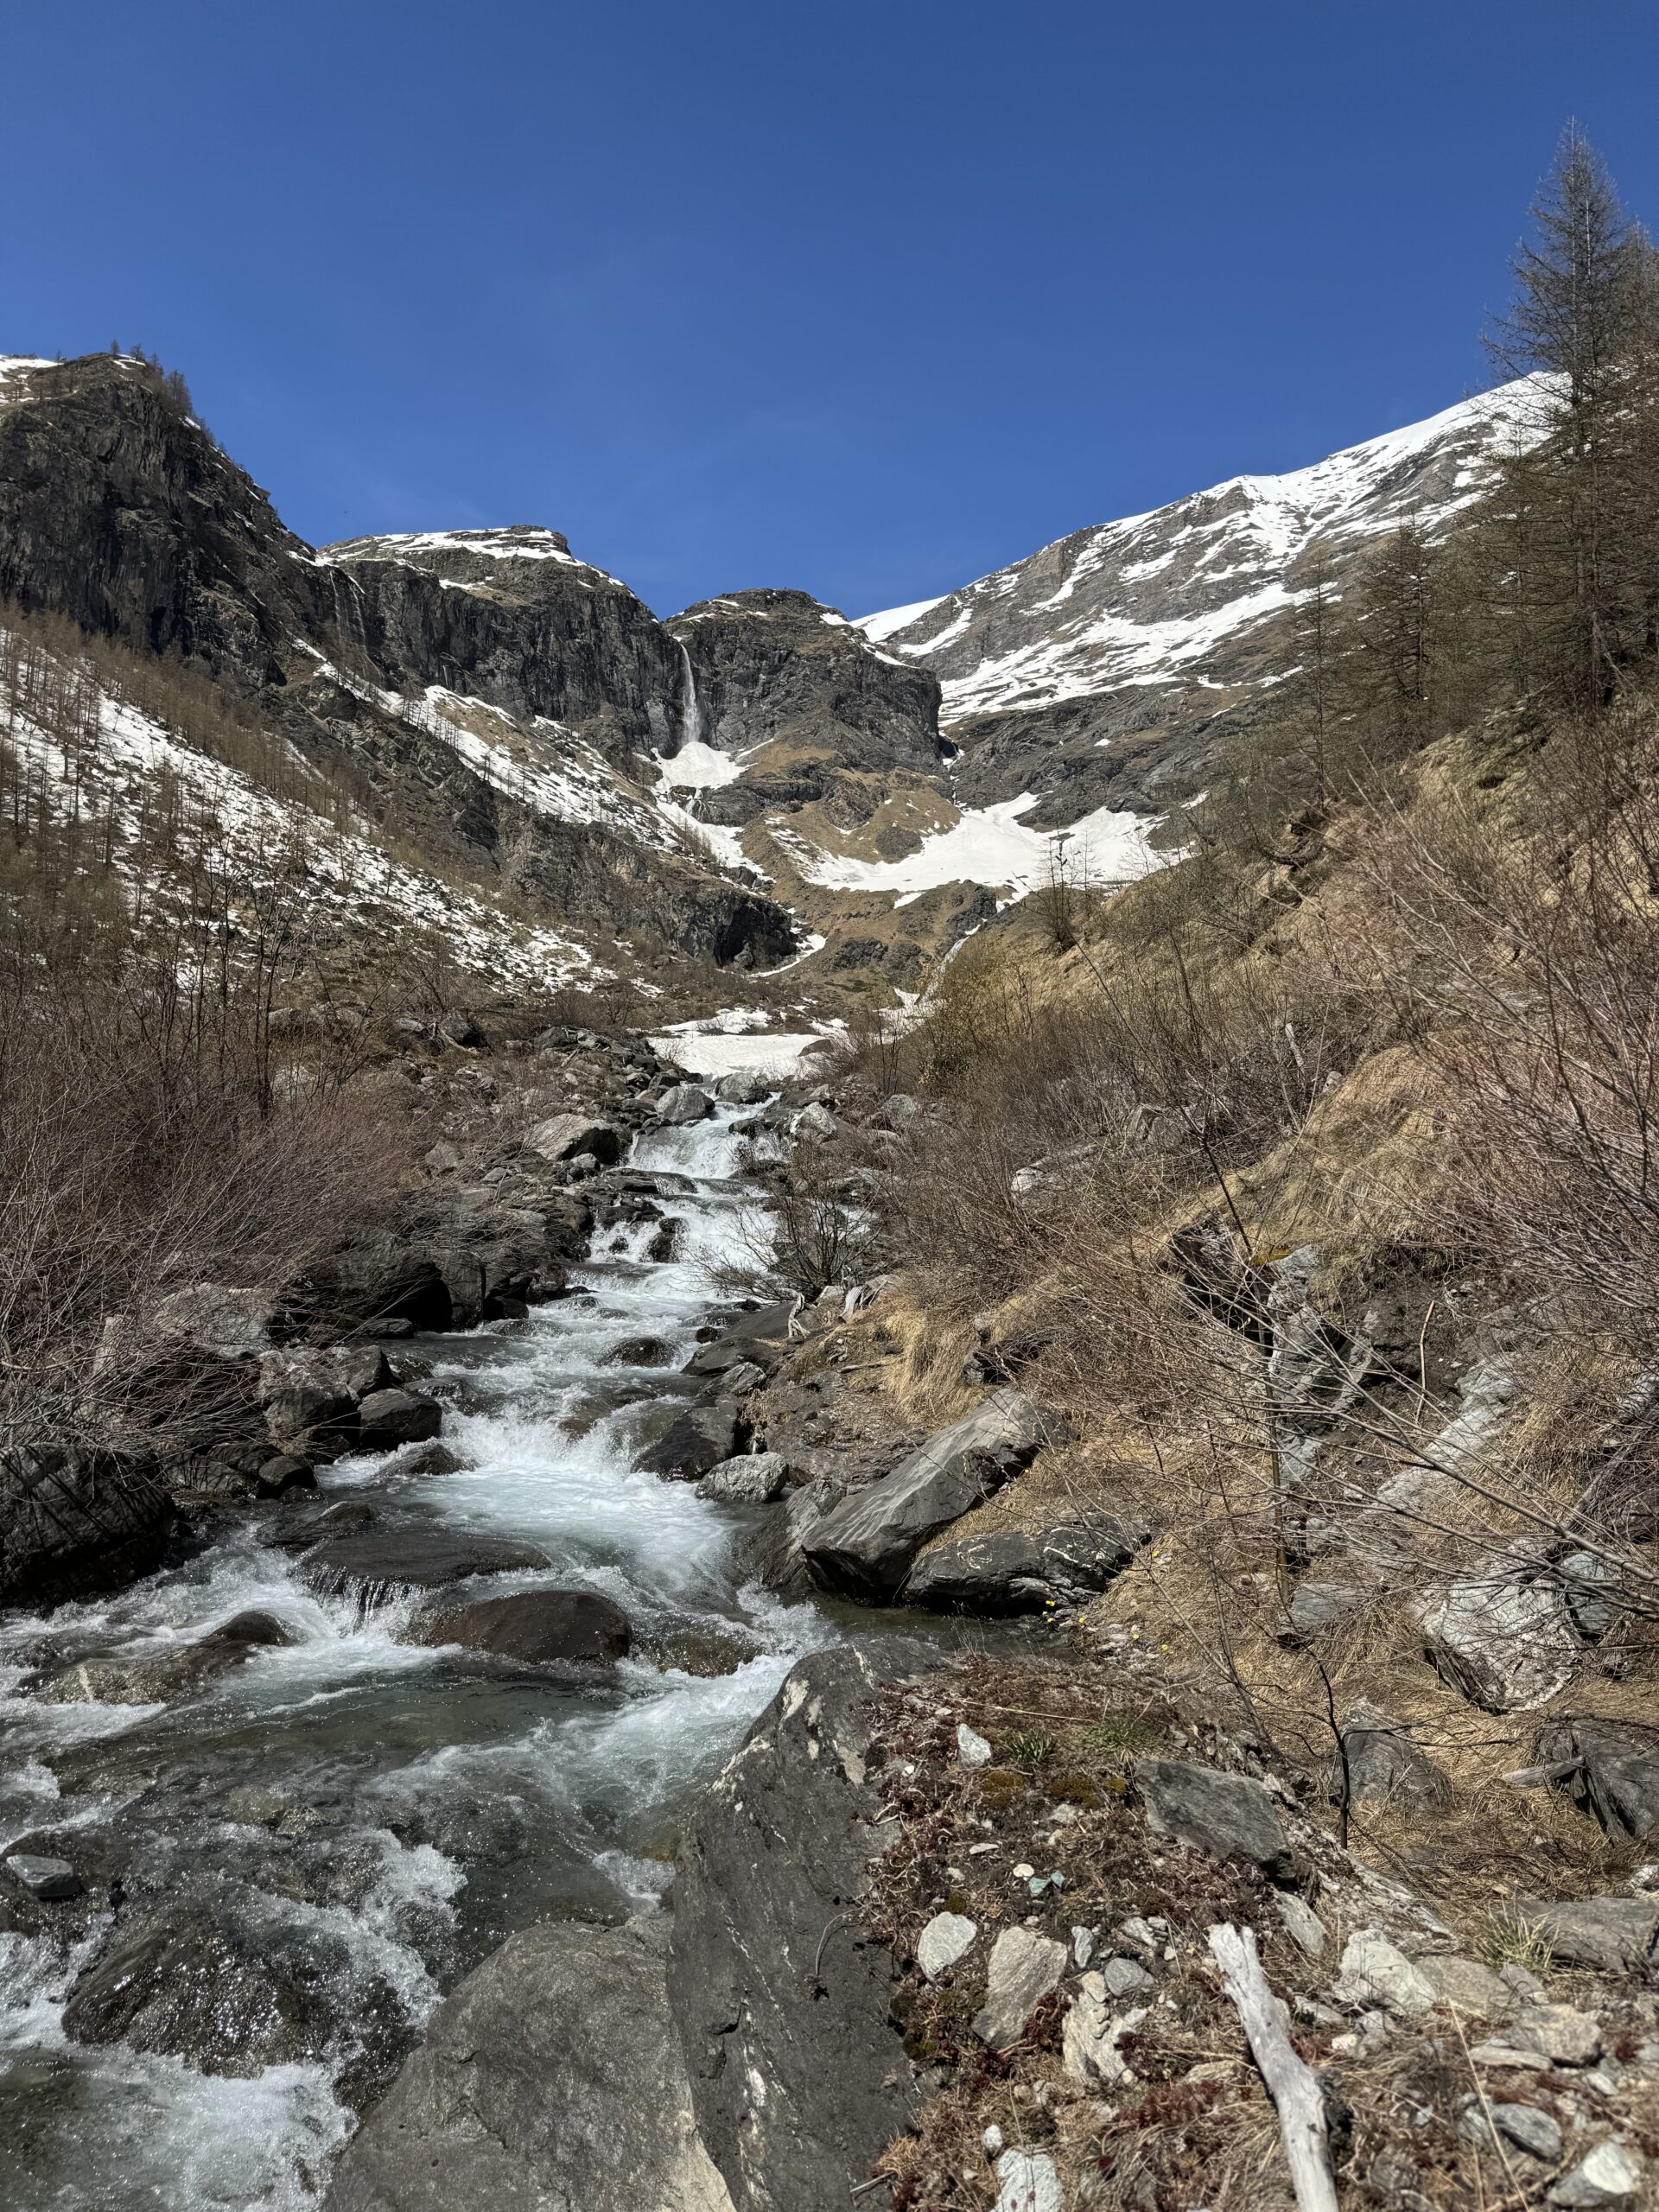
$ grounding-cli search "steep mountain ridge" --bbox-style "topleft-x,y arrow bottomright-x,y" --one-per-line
858,378 -> 1548,822
0,354 -> 793,973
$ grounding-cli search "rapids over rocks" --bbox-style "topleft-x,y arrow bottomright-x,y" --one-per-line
0,1105 -> 898,2211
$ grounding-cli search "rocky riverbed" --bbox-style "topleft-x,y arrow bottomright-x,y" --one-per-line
0,1094 -> 928,2211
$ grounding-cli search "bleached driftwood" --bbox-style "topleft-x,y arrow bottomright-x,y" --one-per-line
1207,1922 -> 1338,2212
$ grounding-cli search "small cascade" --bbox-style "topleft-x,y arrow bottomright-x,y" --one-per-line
677,641 -> 701,752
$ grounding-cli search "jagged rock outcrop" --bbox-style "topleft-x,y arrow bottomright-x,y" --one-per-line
666,1645 -> 916,2211
0,1445 -> 176,1610
325,1919 -> 734,2212
0,354 -> 795,967
667,588 -> 944,822
321,526 -> 684,764
860,381 -> 1546,817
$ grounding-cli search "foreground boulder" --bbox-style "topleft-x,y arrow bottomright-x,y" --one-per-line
668,1646 -> 915,2210
902,1513 -> 1146,1612
634,1401 -> 743,1482
1136,1758 -> 1297,1882
0,1446 -> 175,1611
1511,1895 -> 1659,1975
64,1916 -> 328,2078
325,1920 -> 732,2212
410,1588 -> 632,1665
696,1452 -> 792,1504
803,1391 -> 1047,1599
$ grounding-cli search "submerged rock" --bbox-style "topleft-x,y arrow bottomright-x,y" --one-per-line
34,1610 -> 292,1706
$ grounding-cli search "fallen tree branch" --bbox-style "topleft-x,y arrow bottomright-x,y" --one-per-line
1207,1922 -> 1338,2212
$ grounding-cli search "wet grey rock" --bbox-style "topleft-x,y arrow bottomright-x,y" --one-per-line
33,1609 -> 292,1706
714,1071 -> 772,1105
652,1624 -> 763,1678
257,1452 -> 316,1497
356,1388 -> 443,1449
325,1918 -> 732,2212
803,1390 -> 1048,1599
902,1513 -> 1146,1613
1332,1702 -> 1452,1810
1510,1896 -> 1659,1975
393,1441 -> 467,1477
683,1302 -> 796,1378
658,1084 -> 715,1125
604,1334 -> 674,1368
63,1916 -> 328,2078
1536,1718 -> 1659,1842
1137,1759 -> 1297,1882
972,1927 -> 1069,2047
696,1452 -> 792,1505
302,1530 -> 551,1595
412,1588 -> 632,1666
634,1400 -> 743,1483
0,1445 -> 175,1610
1421,1568 -> 1579,1713
525,1114 -> 623,1166
668,1646 -> 916,2211
4,1853 -> 83,1902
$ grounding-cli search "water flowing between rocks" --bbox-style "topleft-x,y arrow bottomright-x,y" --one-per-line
0,1105 -> 939,2211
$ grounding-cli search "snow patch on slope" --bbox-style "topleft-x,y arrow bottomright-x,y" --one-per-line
778,794 -> 1160,899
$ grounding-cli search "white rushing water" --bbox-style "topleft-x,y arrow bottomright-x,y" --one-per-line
0,1106 -> 843,2211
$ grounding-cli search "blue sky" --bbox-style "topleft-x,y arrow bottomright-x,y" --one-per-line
6,2 -> 1659,617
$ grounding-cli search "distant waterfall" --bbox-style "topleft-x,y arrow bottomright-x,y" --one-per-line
677,642 -> 701,751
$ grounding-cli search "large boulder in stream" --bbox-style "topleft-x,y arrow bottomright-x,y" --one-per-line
302,1529 -> 551,1597
634,1400 -> 743,1482
0,1446 -> 176,1610
803,1390 -> 1048,1599
410,1588 -> 632,1665
325,1920 -> 733,2212
325,1648 -> 919,2212
656,1084 -> 715,1126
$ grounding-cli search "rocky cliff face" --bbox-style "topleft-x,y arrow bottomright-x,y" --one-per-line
860,380 -> 1548,820
0,355 -> 791,968
668,589 -> 944,825
322,527 -> 687,766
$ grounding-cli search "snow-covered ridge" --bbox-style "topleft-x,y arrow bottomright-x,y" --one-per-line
856,378 -> 1553,726
321,525 -> 626,589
